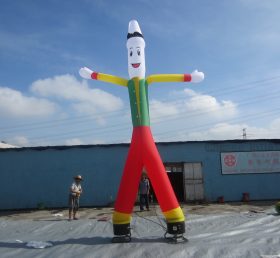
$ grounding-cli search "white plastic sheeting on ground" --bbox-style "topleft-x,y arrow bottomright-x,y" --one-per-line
0,209 -> 280,258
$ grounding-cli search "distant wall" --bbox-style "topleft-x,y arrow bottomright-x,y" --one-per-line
157,140 -> 280,202
0,145 -> 128,209
1,139 -> 280,210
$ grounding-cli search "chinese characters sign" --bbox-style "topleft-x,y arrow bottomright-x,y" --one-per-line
221,151 -> 280,174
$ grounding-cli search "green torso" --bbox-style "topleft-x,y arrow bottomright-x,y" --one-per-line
128,78 -> 150,127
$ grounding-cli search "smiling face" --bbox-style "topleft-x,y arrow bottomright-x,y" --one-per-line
127,35 -> 146,79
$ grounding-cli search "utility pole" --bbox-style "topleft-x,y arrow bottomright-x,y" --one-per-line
242,128 -> 247,140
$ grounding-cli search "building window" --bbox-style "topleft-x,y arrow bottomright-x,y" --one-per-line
165,163 -> 184,173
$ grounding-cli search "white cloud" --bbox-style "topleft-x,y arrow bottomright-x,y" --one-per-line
11,136 -> 29,147
0,142 -> 17,148
0,87 -> 56,118
247,120 -> 280,139
150,88 -> 280,142
65,138 -> 83,146
186,123 -> 247,141
31,74 -> 124,115
150,99 -> 179,121
270,118 -> 280,129
159,117 -> 280,142
150,88 -> 238,125
183,89 -> 238,119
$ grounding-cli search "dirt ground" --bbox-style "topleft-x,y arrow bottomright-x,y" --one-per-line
0,201 -> 276,221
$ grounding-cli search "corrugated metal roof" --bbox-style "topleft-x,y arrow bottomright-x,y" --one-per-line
1,138 -> 280,152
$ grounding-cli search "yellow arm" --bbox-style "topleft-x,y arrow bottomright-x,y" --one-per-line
93,72 -> 128,87
146,74 -> 191,85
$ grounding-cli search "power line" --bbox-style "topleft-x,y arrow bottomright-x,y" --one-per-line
153,108 -> 280,140
4,88 -> 280,143
1,75 -> 279,132
2,75 -> 280,145
22,105 -> 280,145
2,81 -> 280,138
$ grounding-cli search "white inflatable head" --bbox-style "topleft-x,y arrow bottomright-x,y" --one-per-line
126,20 -> 146,79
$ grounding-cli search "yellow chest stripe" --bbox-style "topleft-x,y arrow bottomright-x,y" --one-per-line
133,78 -> 141,120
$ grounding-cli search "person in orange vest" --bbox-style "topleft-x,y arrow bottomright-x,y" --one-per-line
79,20 -> 204,240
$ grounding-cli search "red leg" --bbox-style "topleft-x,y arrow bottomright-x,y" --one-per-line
141,127 -> 179,212
114,129 -> 143,214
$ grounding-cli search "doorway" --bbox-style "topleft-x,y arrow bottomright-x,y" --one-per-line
164,162 -> 184,202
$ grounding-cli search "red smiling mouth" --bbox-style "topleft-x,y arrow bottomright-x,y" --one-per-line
131,63 -> 140,68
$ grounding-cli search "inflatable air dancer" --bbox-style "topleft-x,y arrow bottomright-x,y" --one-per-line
79,20 -> 204,242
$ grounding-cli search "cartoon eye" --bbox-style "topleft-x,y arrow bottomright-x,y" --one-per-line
130,51 -> 133,57
137,50 -> 140,56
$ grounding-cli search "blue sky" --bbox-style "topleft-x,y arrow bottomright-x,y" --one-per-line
1,0 -> 280,146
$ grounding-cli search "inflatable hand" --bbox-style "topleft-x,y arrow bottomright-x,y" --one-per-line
191,70 -> 204,83
79,67 -> 93,79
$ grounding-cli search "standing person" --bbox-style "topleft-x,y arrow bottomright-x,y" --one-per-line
139,174 -> 150,211
69,175 -> 83,220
